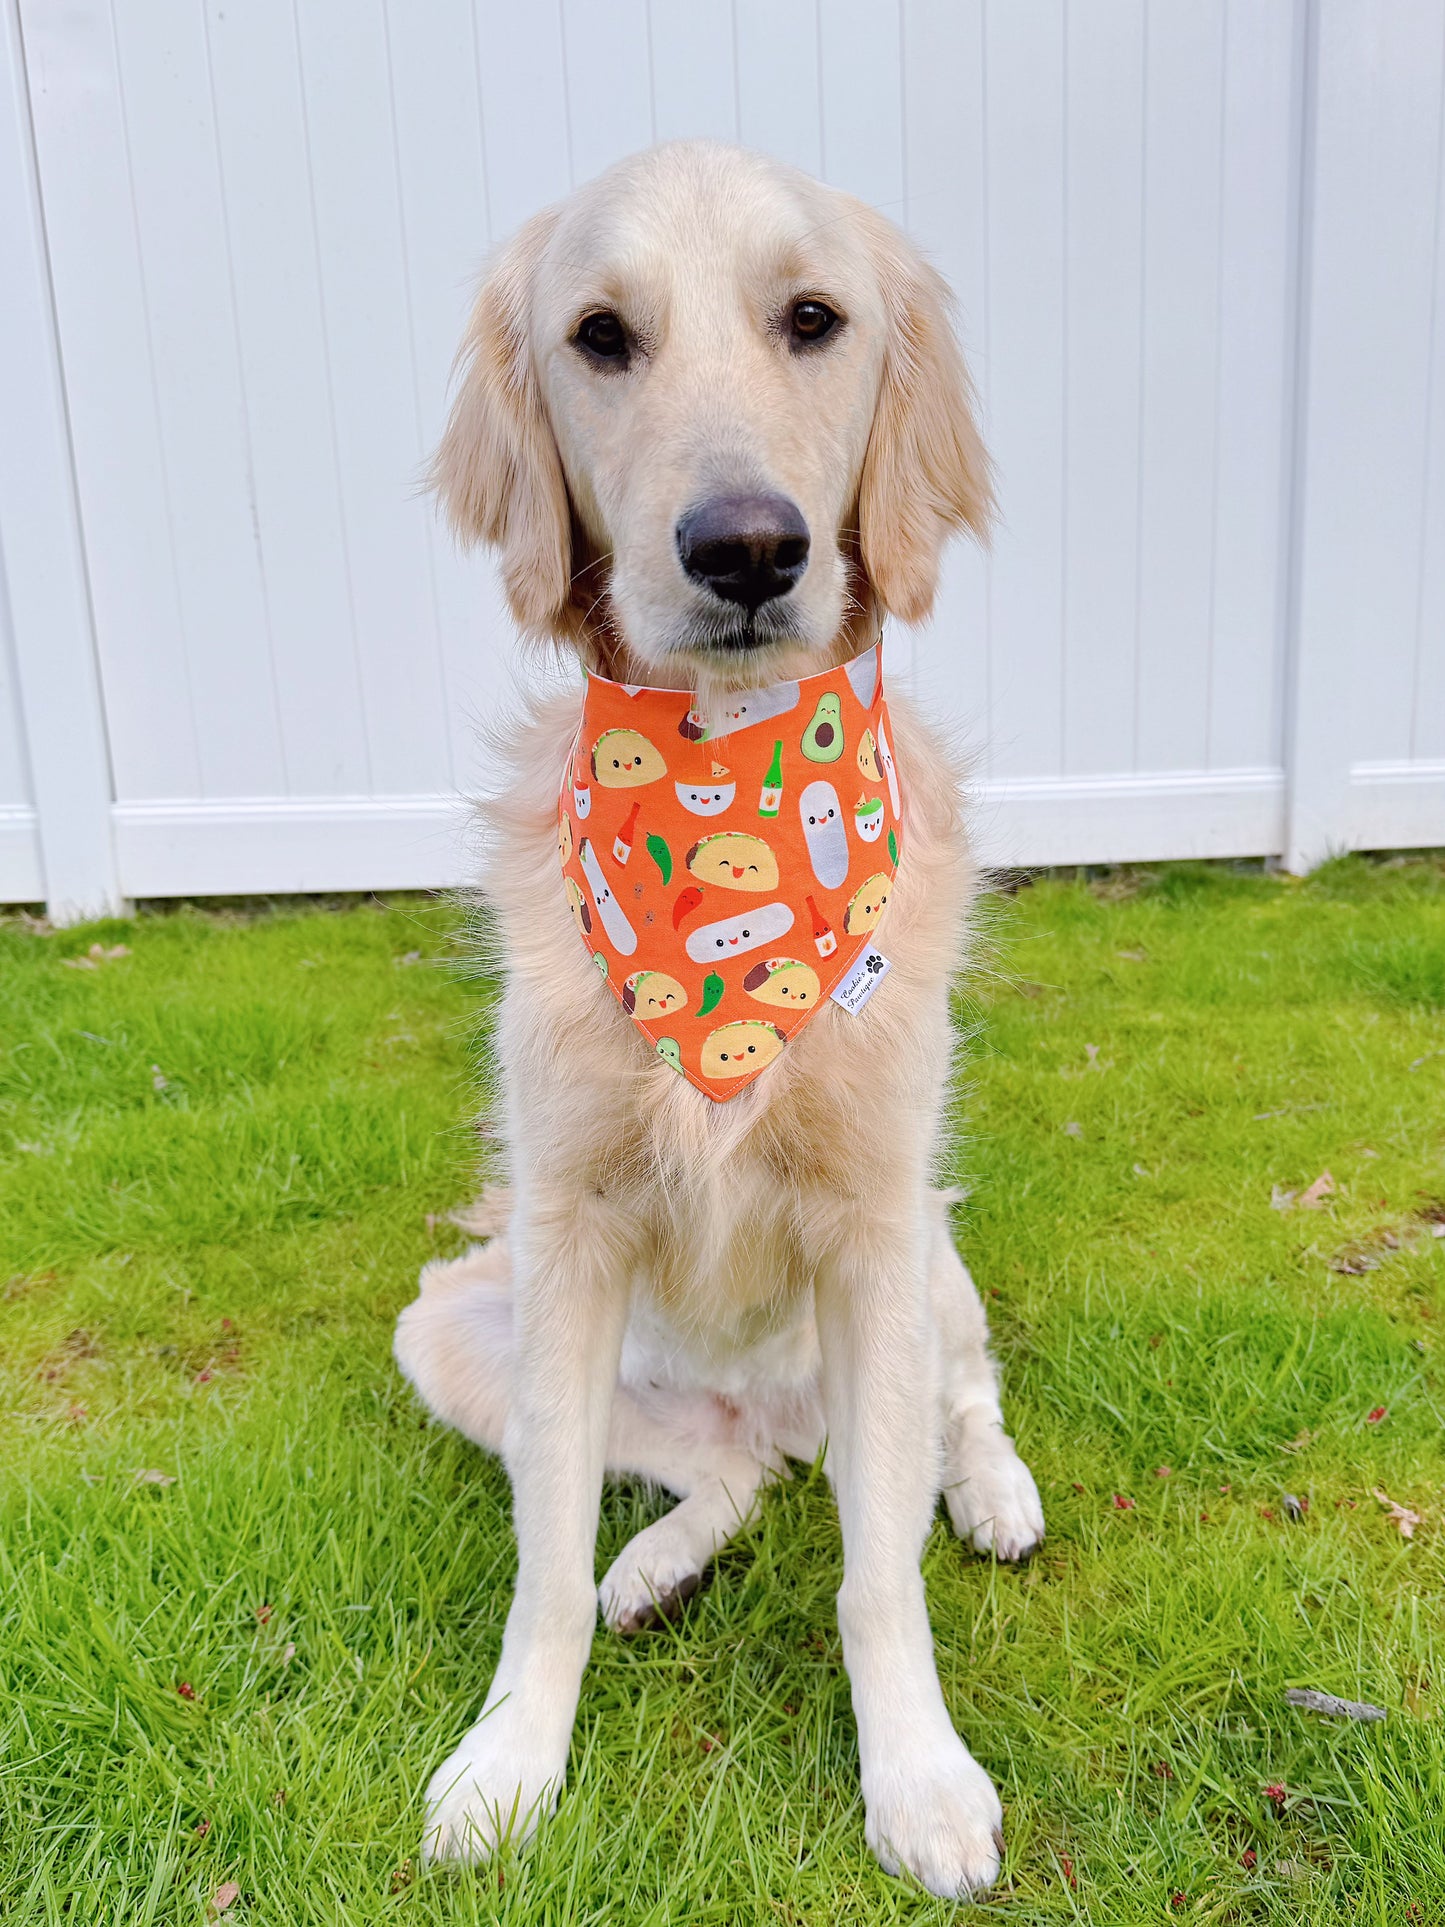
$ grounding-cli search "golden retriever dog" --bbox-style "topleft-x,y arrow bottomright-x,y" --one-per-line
393,140 -> 1044,1899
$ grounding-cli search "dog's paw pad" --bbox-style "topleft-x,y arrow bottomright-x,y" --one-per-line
943,1434 -> 1045,1564
600,1561 -> 704,1635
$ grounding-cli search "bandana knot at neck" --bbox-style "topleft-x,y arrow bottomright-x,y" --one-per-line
557,642 -> 904,1100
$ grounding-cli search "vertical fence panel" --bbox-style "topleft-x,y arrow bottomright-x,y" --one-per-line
900,0 -> 990,772
1060,0 -> 1145,779
20,0 -> 201,803
1134,2 -> 1226,775
202,0 -> 374,796
1,0 -> 122,917
982,2 -> 1066,782
1288,0 -> 1445,866
109,0 -> 285,801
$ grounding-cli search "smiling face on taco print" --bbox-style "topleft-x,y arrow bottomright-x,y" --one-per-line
564,875 -> 591,940
622,968 -> 687,1017
591,727 -> 667,787
684,829 -> 779,892
742,956 -> 821,1008
699,1019 -> 786,1080
843,872 -> 892,934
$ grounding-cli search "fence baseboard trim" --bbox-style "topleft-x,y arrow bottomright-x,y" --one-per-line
111,794 -> 478,898
108,770 -> 1290,899
0,803 -> 44,902
1346,761 -> 1445,853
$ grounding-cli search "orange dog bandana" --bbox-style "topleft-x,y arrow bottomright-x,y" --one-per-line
557,643 -> 903,1100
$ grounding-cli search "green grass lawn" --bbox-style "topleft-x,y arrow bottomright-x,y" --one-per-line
3,858 -> 1445,1924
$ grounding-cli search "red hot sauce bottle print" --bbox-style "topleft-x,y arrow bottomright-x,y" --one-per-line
807,894 -> 837,958
613,800 -> 641,866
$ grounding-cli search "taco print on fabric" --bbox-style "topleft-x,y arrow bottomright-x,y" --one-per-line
557,643 -> 903,1100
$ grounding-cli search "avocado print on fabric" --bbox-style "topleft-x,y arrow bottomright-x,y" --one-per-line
557,643 -> 903,1100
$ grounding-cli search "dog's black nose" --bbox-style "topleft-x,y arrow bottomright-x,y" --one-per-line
676,493 -> 810,612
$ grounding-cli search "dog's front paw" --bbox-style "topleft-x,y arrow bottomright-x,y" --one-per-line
599,1515 -> 709,1634
864,1741 -> 1004,1899
421,1716 -> 566,1864
943,1419 -> 1045,1563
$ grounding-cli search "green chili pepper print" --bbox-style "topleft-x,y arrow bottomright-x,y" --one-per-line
646,834 -> 673,885
695,971 -> 725,1017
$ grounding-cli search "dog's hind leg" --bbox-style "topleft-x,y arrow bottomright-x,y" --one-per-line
393,1241 -> 514,1452
394,1243 -> 773,1630
928,1198 -> 1044,1562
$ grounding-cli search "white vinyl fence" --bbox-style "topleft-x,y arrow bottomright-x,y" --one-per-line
2,0 -> 1442,921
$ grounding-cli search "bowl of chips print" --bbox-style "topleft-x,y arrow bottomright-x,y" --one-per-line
854,794 -> 885,843
675,765 -> 735,815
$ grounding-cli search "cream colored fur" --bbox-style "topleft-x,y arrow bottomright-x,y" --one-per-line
394,140 -> 1042,1900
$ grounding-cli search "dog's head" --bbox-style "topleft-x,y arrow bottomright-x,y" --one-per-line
432,141 -> 993,683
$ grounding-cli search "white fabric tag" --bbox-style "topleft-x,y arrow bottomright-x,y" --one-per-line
830,944 -> 891,1014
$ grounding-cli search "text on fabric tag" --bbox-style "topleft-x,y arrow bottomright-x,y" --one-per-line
830,945 -> 891,1014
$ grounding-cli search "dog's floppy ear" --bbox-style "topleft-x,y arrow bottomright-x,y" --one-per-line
430,209 -> 571,639
857,215 -> 995,624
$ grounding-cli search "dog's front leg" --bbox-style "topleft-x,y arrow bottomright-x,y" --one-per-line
815,1209 -> 1005,1899
422,1189 -> 634,1863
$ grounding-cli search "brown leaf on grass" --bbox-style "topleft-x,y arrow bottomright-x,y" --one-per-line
132,1468 -> 176,1485
1285,1686 -> 1385,1722
1112,1494 -> 1135,1511
1372,1487 -> 1421,1538
1278,1428 -> 1315,1454
209,1883 -> 240,1917
1298,1171 -> 1335,1209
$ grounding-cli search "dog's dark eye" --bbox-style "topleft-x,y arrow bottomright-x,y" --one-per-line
575,311 -> 628,363
791,300 -> 840,346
